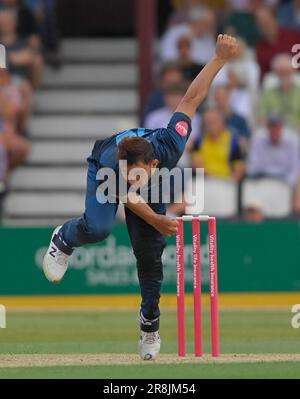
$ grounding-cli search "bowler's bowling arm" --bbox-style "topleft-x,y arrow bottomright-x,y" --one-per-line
176,34 -> 239,120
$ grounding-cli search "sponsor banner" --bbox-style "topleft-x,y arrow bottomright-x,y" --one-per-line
0,221 -> 300,295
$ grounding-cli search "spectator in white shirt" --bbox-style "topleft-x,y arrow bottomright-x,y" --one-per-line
160,6 -> 216,65
247,113 -> 300,188
216,38 -> 259,126
262,53 -> 300,91
227,38 -> 260,124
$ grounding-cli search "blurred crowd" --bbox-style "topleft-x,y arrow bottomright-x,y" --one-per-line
1,0 -> 300,222
143,0 -> 300,221
0,0 -> 58,214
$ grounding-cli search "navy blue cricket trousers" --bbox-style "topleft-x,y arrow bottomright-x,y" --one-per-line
61,150 -> 166,324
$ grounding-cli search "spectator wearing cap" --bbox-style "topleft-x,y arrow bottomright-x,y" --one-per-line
192,108 -> 245,181
259,54 -> 300,131
255,6 -> 300,77
160,6 -> 216,65
143,63 -> 184,121
247,113 -> 300,188
144,82 -> 201,167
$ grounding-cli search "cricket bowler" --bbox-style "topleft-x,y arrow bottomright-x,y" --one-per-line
43,34 -> 238,360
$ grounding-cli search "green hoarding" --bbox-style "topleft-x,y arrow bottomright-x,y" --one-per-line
0,221 -> 300,295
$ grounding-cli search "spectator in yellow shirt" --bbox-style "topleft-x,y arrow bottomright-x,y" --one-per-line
192,108 -> 245,181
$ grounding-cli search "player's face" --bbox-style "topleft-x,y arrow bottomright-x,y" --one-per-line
125,160 -> 159,187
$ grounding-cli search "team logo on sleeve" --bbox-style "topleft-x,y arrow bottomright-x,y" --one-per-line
175,121 -> 188,137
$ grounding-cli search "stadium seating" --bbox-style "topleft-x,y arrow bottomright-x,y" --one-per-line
42,65 -> 137,88
242,178 -> 293,218
3,39 -> 138,225
34,89 -> 137,114
29,115 -> 137,139
10,167 -> 86,190
185,178 -> 239,218
5,193 -> 84,218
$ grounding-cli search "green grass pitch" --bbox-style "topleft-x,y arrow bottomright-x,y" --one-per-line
0,308 -> 299,379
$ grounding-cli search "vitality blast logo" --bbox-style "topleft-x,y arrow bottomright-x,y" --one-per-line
291,304 -> 300,329
0,44 -> 5,68
0,305 -> 6,328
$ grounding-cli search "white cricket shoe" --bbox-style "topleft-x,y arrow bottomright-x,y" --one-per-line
138,331 -> 161,360
43,226 -> 70,284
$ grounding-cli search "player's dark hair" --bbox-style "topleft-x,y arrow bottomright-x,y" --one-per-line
117,137 -> 155,165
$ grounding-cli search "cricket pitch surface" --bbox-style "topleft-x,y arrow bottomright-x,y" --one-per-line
0,353 -> 300,368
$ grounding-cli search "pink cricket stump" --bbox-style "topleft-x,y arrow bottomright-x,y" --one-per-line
176,218 -> 186,356
208,217 -> 220,357
192,218 -> 202,357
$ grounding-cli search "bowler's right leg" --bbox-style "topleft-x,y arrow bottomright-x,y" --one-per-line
43,156 -> 118,283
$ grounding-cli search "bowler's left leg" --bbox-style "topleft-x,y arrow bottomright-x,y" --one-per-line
125,204 -> 166,360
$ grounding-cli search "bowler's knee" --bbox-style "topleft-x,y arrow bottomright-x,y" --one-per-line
82,222 -> 111,243
136,248 -> 164,276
